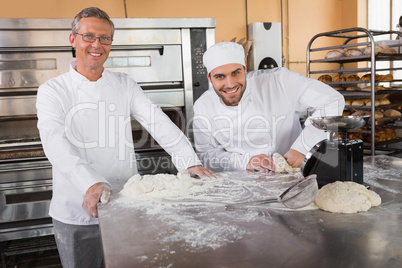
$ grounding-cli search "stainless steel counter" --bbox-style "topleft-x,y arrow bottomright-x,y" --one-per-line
98,155 -> 402,267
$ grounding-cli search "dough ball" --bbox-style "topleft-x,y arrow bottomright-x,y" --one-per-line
272,153 -> 300,173
314,181 -> 381,213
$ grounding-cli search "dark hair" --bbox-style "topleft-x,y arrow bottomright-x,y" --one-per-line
72,7 -> 115,38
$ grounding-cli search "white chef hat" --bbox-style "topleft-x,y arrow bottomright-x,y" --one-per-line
203,42 -> 245,74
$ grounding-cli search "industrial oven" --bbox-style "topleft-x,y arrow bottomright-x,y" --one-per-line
0,18 -> 215,242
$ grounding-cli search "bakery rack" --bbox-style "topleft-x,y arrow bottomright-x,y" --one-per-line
306,27 -> 402,156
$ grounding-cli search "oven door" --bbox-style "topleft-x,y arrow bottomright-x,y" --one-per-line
0,164 -> 53,241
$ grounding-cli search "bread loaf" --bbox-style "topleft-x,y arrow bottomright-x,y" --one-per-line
346,74 -> 360,81
374,110 -> 384,119
325,49 -> 344,59
366,127 -> 396,143
383,109 -> 401,117
346,86 -> 361,91
360,74 -> 371,81
366,100 -> 380,107
380,74 -> 393,81
351,99 -> 365,106
361,86 -> 386,92
379,98 -> 391,105
351,110 -> 369,116
348,132 -> 364,141
344,100 -> 351,106
318,74 -> 332,82
344,48 -> 363,57
363,44 -> 397,55
361,73 -> 382,81
332,87 -> 344,91
333,75 -> 347,82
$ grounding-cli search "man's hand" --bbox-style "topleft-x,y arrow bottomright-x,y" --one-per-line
284,149 -> 305,168
246,154 -> 275,172
185,165 -> 216,179
83,183 -> 110,218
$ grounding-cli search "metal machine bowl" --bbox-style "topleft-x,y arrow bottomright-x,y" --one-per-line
309,116 -> 370,132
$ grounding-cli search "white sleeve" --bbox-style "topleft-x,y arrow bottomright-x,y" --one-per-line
284,69 -> 345,154
128,80 -> 201,172
36,82 -> 111,194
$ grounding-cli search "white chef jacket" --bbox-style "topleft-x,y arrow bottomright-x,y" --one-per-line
36,62 -> 201,225
193,67 -> 345,172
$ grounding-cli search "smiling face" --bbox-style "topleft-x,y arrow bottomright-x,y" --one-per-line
69,17 -> 112,81
208,63 -> 247,106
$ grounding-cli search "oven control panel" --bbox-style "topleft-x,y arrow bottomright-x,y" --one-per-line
190,28 -> 209,103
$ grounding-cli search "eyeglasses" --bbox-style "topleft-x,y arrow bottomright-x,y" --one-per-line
76,33 -> 113,45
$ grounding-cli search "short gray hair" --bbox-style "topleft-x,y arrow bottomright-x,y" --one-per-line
72,7 -> 115,38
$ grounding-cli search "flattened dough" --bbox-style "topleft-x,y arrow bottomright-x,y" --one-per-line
273,153 -> 300,173
120,173 -> 198,197
314,181 -> 381,213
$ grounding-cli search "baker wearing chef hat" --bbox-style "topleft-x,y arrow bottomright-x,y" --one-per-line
192,41 -> 345,172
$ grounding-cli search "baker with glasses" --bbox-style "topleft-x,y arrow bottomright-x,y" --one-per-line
36,6 -> 215,268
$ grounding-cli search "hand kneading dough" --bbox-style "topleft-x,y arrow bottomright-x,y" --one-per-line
273,153 -> 300,173
314,181 -> 381,213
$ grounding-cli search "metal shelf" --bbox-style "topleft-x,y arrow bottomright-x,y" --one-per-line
307,27 -> 402,156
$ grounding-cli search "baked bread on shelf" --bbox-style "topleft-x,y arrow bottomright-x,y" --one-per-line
344,48 -> 363,57
366,126 -> 397,142
363,44 -> 397,55
379,98 -> 391,105
325,49 -> 344,59
345,86 -> 361,91
351,110 -> 369,116
333,74 -> 347,82
332,87 -> 344,91
380,73 -> 393,81
351,99 -> 366,106
361,86 -> 387,92
383,109 -> 402,117
317,74 -> 332,82
361,73 -> 382,81
346,74 -> 360,81
351,110 -> 383,119
366,100 -> 380,107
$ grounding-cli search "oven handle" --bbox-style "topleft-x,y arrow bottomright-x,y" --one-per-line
110,45 -> 164,55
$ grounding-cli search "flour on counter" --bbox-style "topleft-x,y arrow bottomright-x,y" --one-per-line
112,171 -> 312,252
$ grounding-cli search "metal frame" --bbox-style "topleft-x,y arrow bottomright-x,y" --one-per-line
306,27 -> 402,156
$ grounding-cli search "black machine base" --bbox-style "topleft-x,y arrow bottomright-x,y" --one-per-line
301,139 -> 364,187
